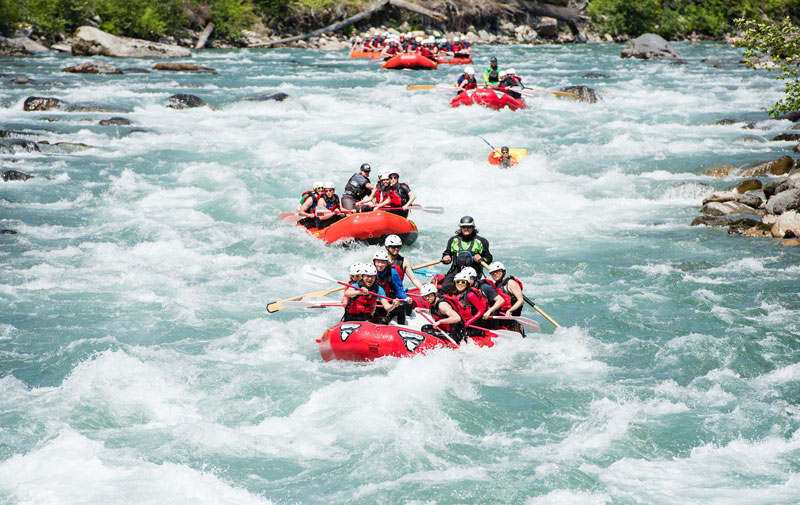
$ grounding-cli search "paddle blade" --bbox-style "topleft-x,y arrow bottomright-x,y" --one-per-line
266,287 -> 345,313
302,264 -> 339,285
492,329 -> 524,338
406,84 -> 436,90
491,316 -> 541,332
281,300 -> 343,309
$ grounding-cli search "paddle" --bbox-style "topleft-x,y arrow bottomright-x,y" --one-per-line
407,84 -> 437,90
519,85 -> 581,99
465,323 -> 521,339
479,136 -> 497,151
479,260 -> 562,328
281,300 -> 345,309
488,315 -> 541,332
413,308 -> 457,345
381,205 -> 444,214
267,260 -> 441,313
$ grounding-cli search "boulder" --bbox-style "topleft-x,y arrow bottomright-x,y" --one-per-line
72,26 -> 191,58
0,229 -> 18,235
621,33 -> 683,60
727,218 -> 762,235
765,188 -> 800,214
51,43 -> 71,53
701,201 -> 759,216
515,25 -> 538,44
736,192 -> 763,209
775,110 -> 800,121
62,61 -> 123,74
779,239 -> 800,246
99,117 -> 132,126
771,210 -> 800,238
152,62 -> 216,72
0,139 -> 39,153
536,17 -> 559,38
763,177 -> 790,198
792,124 -> 800,130
736,222 -> 773,237
734,179 -> 762,193
742,137 -> 761,142
247,93 -> 289,102
166,94 -> 205,109
0,35 -> 49,55
772,133 -> 800,142
559,85 -> 599,103
714,118 -> 741,125
23,96 -> 65,111
738,156 -> 794,177
2,170 -> 34,182
702,190 -> 737,204
122,67 -> 151,73
795,143 -> 800,153
691,215 -> 731,227
583,72 -> 610,78
705,165 -> 736,177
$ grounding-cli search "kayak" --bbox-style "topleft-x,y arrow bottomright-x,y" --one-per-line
488,148 -> 527,166
349,49 -> 383,59
318,319 -> 500,361
280,210 -> 418,245
383,53 -> 439,70
450,88 -> 527,111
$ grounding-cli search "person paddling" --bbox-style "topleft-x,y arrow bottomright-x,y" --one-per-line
456,66 -> 477,92
497,146 -> 517,169
462,266 -> 504,326
499,71 -> 522,99
296,180 -> 323,228
342,163 -> 375,211
342,263 -> 400,323
418,283 -> 466,343
451,270 -> 488,337
440,216 -> 493,294
483,57 -> 502,86
315,181 -> 348,229
485,261 -> 526,333
372,249 -> 411,324
384,234 -> 424,290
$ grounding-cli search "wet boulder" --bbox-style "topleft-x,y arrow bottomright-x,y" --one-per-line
0,229 -> 18,235
772,133 -> 800,142
152,62 -> 216,72
734,179 -> 762,193
702,190 -> 736,204
771,210 -> 800,238
714,118 -> 742,125
582,72 -> 610,78
701,201 -> 759,216
766,188 -> 800,215
738,156 -> 794,177
166,94 -> 205,109
11,77 -> 31,85
247,93 -> 289,102
99,117 -> 132,126
705,165 -> 736,177
23,96 -> 65,111
775,111 -> 800,122
690,215 -> 731,227
736,192 -> 763,209
0,139 -> 39,153
72,26 -> 191,58
559,85 -> 599,103
62,61 -> 123,74
763,177 -> 790,198
727,218 -> 762,235
0,35 -> 48,56
122,67 -> 151,73
2,170 -> 34,181
621,33 -> 683,60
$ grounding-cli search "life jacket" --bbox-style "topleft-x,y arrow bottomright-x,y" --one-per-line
449,234 -> 483,268
445,287 -> 485,326
319,193 -> 340,212
375,267 -> 396,298
487,67 -> 499,84
300,189 -> 318,205
377,187 -> 401,207
461,75 -> 477,90
392,182 -> 411,205
344,281 -> 380,316
344,172 -> 370,200
389,254 -> 405,280
495,276 -> 523,311
420,47 -> 434,58
430,297 -> 458,332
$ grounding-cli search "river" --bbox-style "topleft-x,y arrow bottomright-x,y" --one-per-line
1,42 -> 799,505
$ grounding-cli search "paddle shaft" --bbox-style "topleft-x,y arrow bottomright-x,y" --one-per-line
414,309 -> 457,345
479,260 -> 561,328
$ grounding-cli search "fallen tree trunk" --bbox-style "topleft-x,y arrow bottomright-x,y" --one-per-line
501,0 -> 589,36
249,0 -> 445,48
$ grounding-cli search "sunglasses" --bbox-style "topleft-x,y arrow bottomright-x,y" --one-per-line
387,245 -> 401,249
455,280 -> 468,285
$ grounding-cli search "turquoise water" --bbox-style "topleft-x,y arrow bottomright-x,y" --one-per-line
1,42 -> 799,505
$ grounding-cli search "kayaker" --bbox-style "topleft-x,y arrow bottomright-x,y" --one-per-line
342,263 -> 400,323
483,57 -> 502,86
450,270 -> 488,336
342,163 -> 375,210
440,216 -> 493,294
456,66 -> 477,92
296,180 -> 323,228
384,234 -> 424,289
379,171 -> 415,218
497,146 -> 517,168
315,181 -> 348,229
418,283 -> 466,343
372,249 -> 411,324
462,266 -> 504,326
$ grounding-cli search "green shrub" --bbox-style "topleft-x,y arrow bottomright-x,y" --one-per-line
209,0 -> 256,39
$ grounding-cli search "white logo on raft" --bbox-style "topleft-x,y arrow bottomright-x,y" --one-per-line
339,323 -> 361,342
398,330 -> 424,352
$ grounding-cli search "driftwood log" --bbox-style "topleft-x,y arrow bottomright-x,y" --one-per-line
501,0 -> 590,37
249,0 -> 446,48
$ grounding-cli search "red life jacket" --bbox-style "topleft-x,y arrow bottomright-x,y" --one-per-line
445,288 -> 485,326
389,254 -> 404,280
377,188 -> 401,207
300,189 -> 317,204
486,276 -> 523,311
344,282 -> 380,316
430,297 -> 460,332
375,267 -> 397,298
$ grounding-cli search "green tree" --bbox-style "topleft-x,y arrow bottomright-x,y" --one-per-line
736,17 -> 800,116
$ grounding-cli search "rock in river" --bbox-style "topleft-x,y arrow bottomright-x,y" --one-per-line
23,96 -> 65,111
152,62 -> 216,72
62,61 -> 123,74
621,33 -> 684,60
72,26 -> 191,58
166,94 -> 205,109
2,170 -> 34,181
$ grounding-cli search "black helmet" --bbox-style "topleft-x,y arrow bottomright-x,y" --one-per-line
490,57 -> 497,65
459,215 -> 475,227
360,163 -> 371,172
501,146 -> 509,152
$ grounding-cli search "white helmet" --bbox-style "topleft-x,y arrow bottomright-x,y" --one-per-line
324,181 -> 335,189
313,180 -> 323,189
507,68 -> 516,75
454,270 -> 471,283
488,261 -> 506,273
462,267 -> 477,279
362,264 -> 377,276
372,249 -> 390,261
349,263 -> 362,276
377,170 -> 390,181
420,283 -> 437,296
499,70 -> 507,78
464,66 -> 475,75
384,234 -> 402,247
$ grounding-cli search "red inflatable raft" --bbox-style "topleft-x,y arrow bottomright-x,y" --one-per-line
349,49 -> 383,59
318,321 -> 499,361
280,210 -> 418,245
437,56 -> 473,65
450,88 -> 527,111
383,53 -> 439,70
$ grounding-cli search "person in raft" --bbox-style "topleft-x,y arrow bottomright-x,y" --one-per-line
483,56 -> 502,86
497,146 -> 517,169
451,269 -> 488,337
341,163 -> 375,211
372,249 -> 412,324
342,263 -> 401,323
498,70 -> 522,100
341,262 -> 365,304
418,283 -> 467,343
315,181 -> 350,229
384,234 -> 424,290
372,170 -> 415,217
456,66 -> 477,93
296,180 -> 323,228
485,260 -> 526,333
462,266 -> 505,329
440,215 -> 493,294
